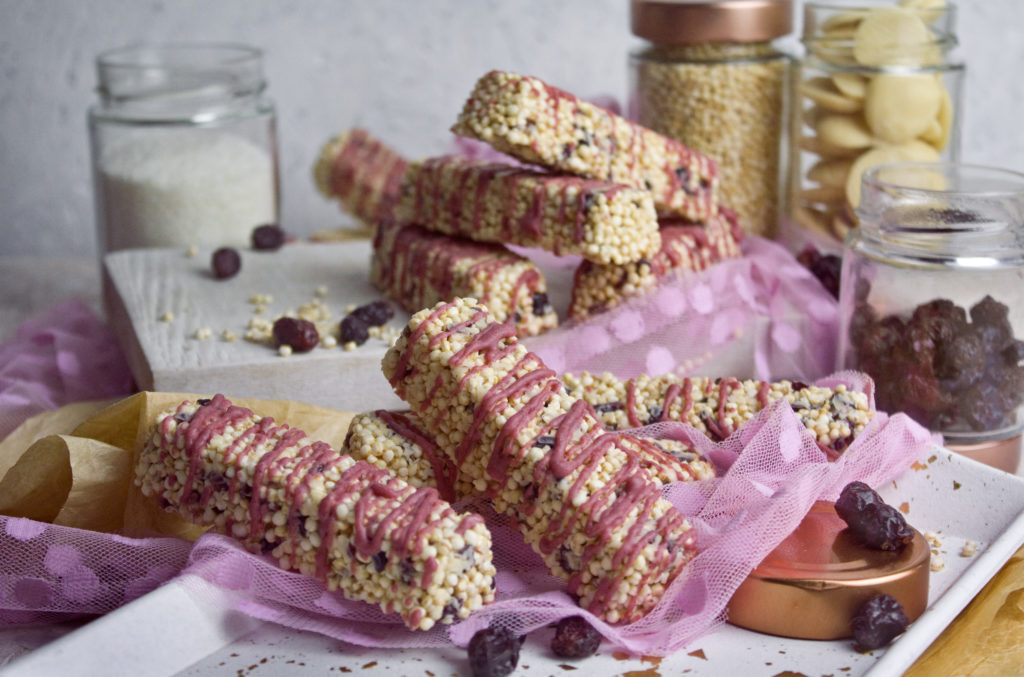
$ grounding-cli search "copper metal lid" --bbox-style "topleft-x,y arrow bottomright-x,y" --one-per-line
947,435 -> 1022,475
631,0 -> 794,45
727,501 -> 930,640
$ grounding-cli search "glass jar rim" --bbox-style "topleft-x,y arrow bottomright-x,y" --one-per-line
862,162 -> 1024,200
97,42 -> 263,70
95,42 -> 267,114
855,162 -> 1024,263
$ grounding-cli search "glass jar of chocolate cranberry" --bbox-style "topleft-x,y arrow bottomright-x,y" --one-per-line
837,162 -> 1024,464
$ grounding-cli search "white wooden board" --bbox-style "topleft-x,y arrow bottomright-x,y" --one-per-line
103,242 -> 407,412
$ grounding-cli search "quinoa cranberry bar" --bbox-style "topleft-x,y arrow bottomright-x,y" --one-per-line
371,220 -> 558,337
313,128 -> 408,225
135,394 -> 496,631
345,408 -> 714,503
382,298 -> 702,623
569,207 -> 745,319
561,373 -> 873,459
396,155 -> 661,265
451,70 -> 719,221
344,409 -> 462,503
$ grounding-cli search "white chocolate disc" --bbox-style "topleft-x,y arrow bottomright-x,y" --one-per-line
844,140 -> 941,208
807,157 -> 854,189
817,113 -> 875,150
800,77 -> 863,114
832,73 -> 868,100
853,7 -> 934,67
864,74 -> 943,144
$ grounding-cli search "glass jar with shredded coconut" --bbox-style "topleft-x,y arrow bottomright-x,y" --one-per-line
88,43 -> 279,253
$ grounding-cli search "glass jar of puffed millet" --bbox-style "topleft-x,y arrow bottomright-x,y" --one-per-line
629,0 -> 794,238
784,0 -> 964,252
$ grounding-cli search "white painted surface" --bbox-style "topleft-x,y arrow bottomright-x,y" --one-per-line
1,0 -> 1022,257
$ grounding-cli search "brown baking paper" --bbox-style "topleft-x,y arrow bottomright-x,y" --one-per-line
0,392 -> 354,539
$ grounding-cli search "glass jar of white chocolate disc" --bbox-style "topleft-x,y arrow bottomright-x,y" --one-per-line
785,0 -> 964,251
629,0 -> 794,238
88,43 -> 279,254
837,162 -> 1024,463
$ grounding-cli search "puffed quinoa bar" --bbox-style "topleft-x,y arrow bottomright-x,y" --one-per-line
569,206 -> 745,319
313,128 -> 408,225
370,220 -> 558,337
344,409 -> 462,503
345,407 -> 715,502
382,298 -> 700,623
451,70 -> 718,221
396,156 -> 661,265
561,373 -> 874,459
135,394 -> 496,631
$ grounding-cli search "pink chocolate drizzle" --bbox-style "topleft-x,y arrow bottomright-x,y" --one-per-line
484,71 -> 717,216
163,394 -> 483,603
393,301 -> 693,618
409,156 -> 626,251
330,129 -> 408,223
372,221 -> 543,331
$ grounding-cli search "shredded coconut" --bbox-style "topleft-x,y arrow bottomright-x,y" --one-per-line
98,130 -> 275,250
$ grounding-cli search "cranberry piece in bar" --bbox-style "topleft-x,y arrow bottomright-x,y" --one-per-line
467,626 -> 521,677
550,616 -> 602,659
211,247 -> 241,279
272,317 -> 319,352
851,594 -> 910,650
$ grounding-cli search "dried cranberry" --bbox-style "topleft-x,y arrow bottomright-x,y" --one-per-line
272,317 -> 319,352
550,616 -> 602,659
851,594 -> 909,650
467,626 -> 521,677
351,300 -> 394,327
809,254 -> 842,300
251,224 -> 286,251
970,295 -> 1011,330
835,482 -> 914,551
211,247 -> 241,279
340,315 -> 370,345
935,331 -> 985,385
960,381 -> 1009,431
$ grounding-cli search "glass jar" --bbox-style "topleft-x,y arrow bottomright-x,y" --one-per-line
785,0 -> 965,252
838,162 -> 1024,455
629,0 -> 794,238
88,43 -> 279,253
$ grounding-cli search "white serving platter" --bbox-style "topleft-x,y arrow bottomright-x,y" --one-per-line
5,446 -> 1023,677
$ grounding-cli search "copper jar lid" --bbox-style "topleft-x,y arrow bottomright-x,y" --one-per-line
727,500 -> 930,640
631,0 -> 794,45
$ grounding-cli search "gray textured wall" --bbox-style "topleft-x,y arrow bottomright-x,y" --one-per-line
2,0 -> 1022,256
